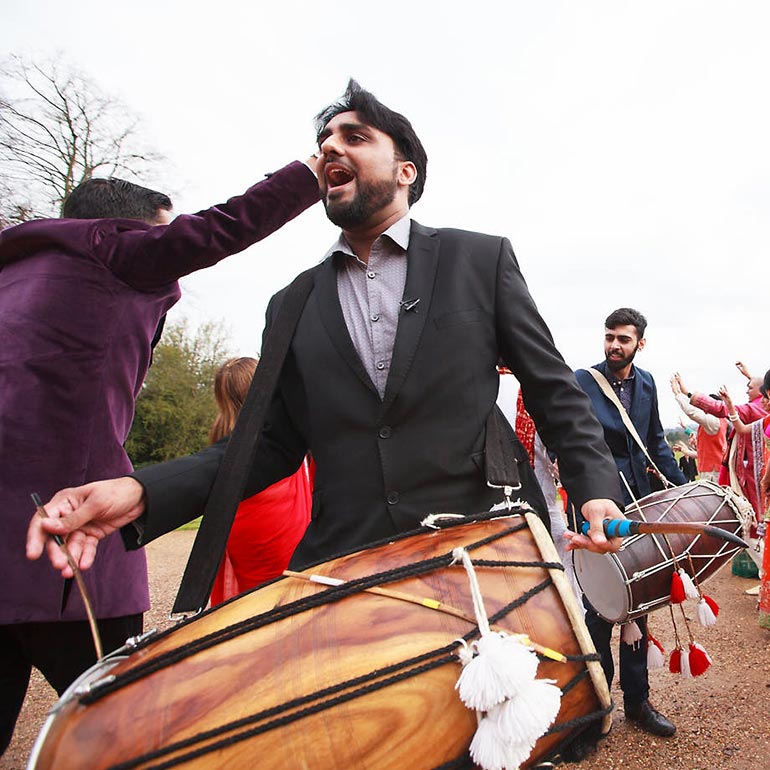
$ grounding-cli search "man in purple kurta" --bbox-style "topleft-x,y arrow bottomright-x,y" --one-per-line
0,160 -> 319,753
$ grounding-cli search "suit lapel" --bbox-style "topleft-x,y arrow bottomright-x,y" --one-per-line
314,255 -> 379,396
628,366 -> 646,433
382,222 -> 439,412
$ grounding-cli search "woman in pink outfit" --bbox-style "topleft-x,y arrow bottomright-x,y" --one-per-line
721,370 -> 770,630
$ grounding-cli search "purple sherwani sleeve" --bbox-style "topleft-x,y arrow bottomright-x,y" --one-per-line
94,161 -> 320,289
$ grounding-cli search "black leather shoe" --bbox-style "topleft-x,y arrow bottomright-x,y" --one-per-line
624,699 -> 676,736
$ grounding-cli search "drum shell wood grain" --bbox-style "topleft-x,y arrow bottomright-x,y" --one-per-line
30,513 -> 608,770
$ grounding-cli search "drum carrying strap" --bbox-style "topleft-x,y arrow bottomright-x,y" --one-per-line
172,265 -> 318,615
585,367 -> 673,489
484,405 -> 522,500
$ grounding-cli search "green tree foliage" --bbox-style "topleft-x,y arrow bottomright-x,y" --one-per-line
665,425 -> 691,449
126,320 -> 231,467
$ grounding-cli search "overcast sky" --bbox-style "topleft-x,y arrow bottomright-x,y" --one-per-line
3,0 -> 768,426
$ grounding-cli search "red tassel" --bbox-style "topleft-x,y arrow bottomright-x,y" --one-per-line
703,594 -> 720,617
670,571 -> 686,603
669,647 -> 682,673
688,643 -> 712,676
648,633 -> 665,655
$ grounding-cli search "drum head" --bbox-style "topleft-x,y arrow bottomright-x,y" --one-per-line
572,550 -> 630,624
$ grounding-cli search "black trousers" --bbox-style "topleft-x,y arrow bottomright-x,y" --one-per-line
583,601 -> 649,706
0,614 -> 142,756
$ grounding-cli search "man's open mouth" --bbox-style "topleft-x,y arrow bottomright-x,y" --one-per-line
325,164 -> 355,189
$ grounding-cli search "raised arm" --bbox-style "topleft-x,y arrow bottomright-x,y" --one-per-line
719,385 -> 757,435
671,373 -> 721,434
98,160 -> 320,290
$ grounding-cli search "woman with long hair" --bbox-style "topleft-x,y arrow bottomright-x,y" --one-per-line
208,357 -> 312,605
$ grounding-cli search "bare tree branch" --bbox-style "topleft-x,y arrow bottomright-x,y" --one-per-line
0,53 -> 164,224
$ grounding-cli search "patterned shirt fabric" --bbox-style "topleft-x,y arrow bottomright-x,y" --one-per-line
327,216 -> 411,398
608,368 -> 636,412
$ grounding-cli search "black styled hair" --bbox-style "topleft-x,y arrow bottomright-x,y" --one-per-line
605,307 -> 648,340
62,178 -> 172,223
315,79 -> 427,206
761,369 -> 770,398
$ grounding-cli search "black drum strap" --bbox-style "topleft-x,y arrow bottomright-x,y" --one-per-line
484,405 -> 522,493
172,266 -> 317,615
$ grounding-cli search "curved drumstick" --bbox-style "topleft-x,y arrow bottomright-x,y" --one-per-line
580,518 -> 748,548
31,492 -> 104,659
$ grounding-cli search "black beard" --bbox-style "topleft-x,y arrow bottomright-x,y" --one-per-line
605,346 -> 638,372
323,175 -> 399,229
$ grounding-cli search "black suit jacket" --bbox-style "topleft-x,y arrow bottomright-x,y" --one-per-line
134,222 -> 621,568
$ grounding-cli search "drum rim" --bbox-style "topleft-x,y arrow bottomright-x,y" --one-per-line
526,511 -> 613,735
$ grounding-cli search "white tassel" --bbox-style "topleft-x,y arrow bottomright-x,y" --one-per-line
696,597 -> 718,627
453,545 -> 560,769
678,568 -> 700,600
456,639 -> 474,667
469,712 -> 535,770
620,621 -> 643,647
679,646 -> 692,679
647,641 -> 665,670
469,716 -> 513,770
456,632 -> 539,710
492,680 -> 562,743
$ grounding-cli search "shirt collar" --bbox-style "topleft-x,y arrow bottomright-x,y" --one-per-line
323,214 -> 411,262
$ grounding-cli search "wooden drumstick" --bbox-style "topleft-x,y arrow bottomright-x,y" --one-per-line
31,492 -> 104,660
283,570 -> 568,662
580,518 -> 748,548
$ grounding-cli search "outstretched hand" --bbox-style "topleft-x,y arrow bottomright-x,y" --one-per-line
26,477 -> 146,578
563,498 -> 624,554
735,360 -> 752,381
718,384 -> 734,410
671,372 -> 690,397
304,153 -> 321,178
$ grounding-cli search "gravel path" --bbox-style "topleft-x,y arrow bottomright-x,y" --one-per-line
3,530 -> 768,769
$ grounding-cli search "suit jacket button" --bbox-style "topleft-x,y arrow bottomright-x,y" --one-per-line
378,426 -> 392,439
387,491 -> 399,505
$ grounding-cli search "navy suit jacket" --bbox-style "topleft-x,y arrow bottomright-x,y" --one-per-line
575,361 -> 687,505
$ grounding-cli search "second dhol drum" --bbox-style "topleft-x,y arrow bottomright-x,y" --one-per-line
573,480 -> 746,624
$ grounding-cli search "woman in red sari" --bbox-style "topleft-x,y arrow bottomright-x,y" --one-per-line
721,369 -> 770,630
208,357 -> 312,605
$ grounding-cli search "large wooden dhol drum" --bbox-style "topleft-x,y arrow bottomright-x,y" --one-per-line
574,480 -> 745,624
29,510 -> 610,770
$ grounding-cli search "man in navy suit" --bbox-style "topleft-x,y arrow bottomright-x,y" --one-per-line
575,307 -> 686,739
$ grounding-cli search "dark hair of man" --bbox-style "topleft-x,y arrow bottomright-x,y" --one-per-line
314,79 -> 428,206
605,307 -> 648,340
62,178 -> 172,223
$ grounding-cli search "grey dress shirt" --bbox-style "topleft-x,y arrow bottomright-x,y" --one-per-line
326,216 -> 411,398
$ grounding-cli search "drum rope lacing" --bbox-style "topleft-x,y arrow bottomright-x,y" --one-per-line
612,486 -> 742,616
80,521 -> 538,704
97,578 -> 599,770
81,520 -> 604,770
